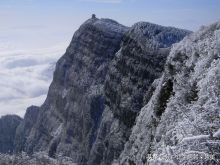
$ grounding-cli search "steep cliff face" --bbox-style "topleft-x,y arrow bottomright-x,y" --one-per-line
106,22 -> 190,127
14,106 -> 40,153
18,18 -> 128,163
118,22 -> 220,164
0,115 -> 22,154
88,22 -> 190,164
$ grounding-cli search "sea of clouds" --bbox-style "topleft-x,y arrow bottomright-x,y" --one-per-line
0,12 -> 76,117
0,43 -> 68,117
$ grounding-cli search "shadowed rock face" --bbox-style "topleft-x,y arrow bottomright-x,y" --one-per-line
10,18 -> 191,164
14,106 -> 40,153
0,115 -> 22,154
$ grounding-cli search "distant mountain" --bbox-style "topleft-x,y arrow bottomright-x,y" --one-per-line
0,115 -> 22,154
2,16 -> 219,165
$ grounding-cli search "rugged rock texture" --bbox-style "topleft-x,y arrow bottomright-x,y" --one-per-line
0,115 -> 22,154
118,22 -> 220,164
17,17 -> 128,163
106,22 -> 190,127
88,22 -> 190,165
14,106 -> 40,153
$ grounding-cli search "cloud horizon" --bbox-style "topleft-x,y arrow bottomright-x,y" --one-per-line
0,44 -> 67,117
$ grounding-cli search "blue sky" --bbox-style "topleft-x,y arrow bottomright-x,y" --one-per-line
0,0 -> 220,117
1,0 -> 220,29
1,0 -> 220,49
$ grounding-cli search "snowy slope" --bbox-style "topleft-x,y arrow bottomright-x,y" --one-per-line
118,22 -> 220,165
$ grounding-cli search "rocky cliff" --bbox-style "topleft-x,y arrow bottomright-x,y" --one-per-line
15,17 -> 129,163
0,115 -> 22,154
14,106 -> 40,153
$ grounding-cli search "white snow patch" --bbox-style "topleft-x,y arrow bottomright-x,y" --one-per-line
181,135 -> 209,143
52,123 -> 63,137
213,129 -> 220,138
62,89 -> 68,99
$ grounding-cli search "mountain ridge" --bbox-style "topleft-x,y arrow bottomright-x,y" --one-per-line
2,17 -> 219,165
14,17 -> 190,164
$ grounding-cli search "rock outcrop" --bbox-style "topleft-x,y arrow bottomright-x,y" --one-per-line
0,115 -> 22,154
14,106 -> 40,153
118,22 -> 220,165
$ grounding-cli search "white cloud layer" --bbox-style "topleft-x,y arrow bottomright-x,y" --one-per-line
0,44 -> 66,117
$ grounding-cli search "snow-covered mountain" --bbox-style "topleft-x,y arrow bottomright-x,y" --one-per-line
119,21 -> 220,165
0,17 -> 219,165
